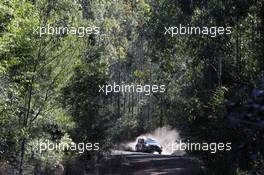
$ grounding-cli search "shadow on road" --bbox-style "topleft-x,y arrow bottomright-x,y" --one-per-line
94,151 -> 201,175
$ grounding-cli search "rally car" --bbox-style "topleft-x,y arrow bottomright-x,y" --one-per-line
135,138 -> 162,154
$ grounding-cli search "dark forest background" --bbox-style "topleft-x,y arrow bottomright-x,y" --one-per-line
0,0 -> 263,174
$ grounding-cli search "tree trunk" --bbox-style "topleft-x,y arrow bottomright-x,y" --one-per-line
159,97 -> 163,127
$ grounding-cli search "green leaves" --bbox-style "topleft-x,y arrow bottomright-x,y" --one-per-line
209,86 -> 228,114
134,70 -> 145,79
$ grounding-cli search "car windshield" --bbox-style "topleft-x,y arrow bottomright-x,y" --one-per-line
146,138 -> 158,144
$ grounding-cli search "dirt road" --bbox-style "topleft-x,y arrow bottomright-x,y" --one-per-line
94,150 -> 201,175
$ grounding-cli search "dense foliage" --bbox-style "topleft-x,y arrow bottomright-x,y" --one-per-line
0,0 -> 263,174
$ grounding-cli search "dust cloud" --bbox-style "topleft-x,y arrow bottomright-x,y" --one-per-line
120,126 -> 186,155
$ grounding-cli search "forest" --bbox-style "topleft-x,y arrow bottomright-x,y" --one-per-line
0,0 -> 263,174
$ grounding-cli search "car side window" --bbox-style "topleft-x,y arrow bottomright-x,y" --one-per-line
138,139 -> 144,143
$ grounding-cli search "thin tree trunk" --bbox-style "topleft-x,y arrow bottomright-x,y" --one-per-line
128,92 -> 131,114
123,92 -> 126,114
132,92 -> 134,117
19,80 -> 33,175
159,97 -> 163,127
19,138 -> 26,175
